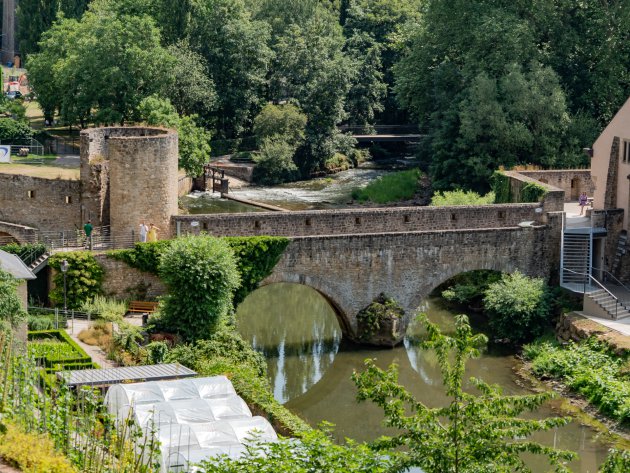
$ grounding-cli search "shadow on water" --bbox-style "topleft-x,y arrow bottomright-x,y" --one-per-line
236,283 -> 611,472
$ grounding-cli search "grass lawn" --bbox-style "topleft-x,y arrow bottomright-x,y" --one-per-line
0,163 -> 79,180
351,168 -> 422,204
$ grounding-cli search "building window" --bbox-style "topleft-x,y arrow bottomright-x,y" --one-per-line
305,218 -> 312,226
624,140 -> 630,163
404,215 -> 410,223
27,190 -> 35,199
355,217 -> 362,225
254,220 -> 261,229
65,196 -> 72,204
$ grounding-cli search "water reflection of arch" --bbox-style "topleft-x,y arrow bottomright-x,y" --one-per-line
236,283 -> 343,403
259,274 -> 354,337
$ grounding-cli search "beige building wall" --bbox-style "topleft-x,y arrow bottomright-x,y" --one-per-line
591,97 -> 630,228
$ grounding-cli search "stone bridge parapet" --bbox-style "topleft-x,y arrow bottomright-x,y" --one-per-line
172,203 -> 544,237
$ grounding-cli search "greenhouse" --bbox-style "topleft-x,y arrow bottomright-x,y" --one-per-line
104,377 -> 277,472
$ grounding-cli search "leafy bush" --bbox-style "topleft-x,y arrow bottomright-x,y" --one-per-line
0,268 -> 27,331
356,293 -> 404,342
157,236 -> 240,341
600,449 -> 630,472
483,272 -> 552,343
253,103 -> 307,147
80,295 -> 127,322
253,137 -> 300,185
49,253 -> 104,309
28,314 -> 56,331
525,338 -> 630,424
0,423 -> 77,473
0,243 -> 47,266
108,237 -> 288,306
431,189 -> 495,206
0,118 -> 33,142
351,168 -> 422,203
439,270 -> 502,307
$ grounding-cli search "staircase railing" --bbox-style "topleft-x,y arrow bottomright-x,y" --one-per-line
593,267 -> 630,307
562,267 -> 619,319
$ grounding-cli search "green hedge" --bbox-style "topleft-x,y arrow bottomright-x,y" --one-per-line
28,330 -> 92,368
107,237 -> 289,305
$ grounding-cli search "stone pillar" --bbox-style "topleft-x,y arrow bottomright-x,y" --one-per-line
108,129 -> 178,243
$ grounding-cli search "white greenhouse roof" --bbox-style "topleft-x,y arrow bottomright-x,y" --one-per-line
104,376 -> 278,472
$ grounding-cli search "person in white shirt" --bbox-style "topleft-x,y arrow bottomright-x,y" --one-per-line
139,221 -> 148,243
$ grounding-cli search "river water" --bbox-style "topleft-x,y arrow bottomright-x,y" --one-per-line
236,283 -> 611,472
180,168 -> 392,213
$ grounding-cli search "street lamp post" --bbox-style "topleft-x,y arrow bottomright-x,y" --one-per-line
60,259 -> 69,313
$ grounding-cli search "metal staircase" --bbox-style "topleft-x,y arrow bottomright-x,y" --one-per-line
28,252 -> 50,274
560,228 -> 592,291
611,231 -> 628,275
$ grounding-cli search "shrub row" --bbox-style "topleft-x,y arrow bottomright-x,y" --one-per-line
524,338 -> 630,424
28,330 -> 92,368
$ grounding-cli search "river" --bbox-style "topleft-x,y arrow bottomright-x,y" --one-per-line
179,168 -> 392,213
236,283 -> 612,472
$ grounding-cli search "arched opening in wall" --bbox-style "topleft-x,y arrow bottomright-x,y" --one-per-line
409,269 -> 504,342
235,282 -> 343,403
0,231 -> 19,245
570,177 -> 581,201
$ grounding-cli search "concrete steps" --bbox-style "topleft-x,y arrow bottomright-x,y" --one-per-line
586,289 -> 630,320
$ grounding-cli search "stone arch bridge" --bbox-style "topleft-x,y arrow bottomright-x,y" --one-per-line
173,203 -> 563,345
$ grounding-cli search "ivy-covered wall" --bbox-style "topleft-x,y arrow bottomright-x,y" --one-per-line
492,171 -> 548,204
107,236 -> 289,305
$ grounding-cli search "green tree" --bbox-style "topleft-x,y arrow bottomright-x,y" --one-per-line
270,7 -> 353,172
0,119 -> 33,142
0,269 -> 27,332
188,0 -> 272,138
253,103 -> 307,147
17,0 -> 89,56
138,96 -> 212,177
352,313 -> 575,473
28,3 -> 175,126
483,271 -> 551,344
157,236 -> 240,341
164,41 -> 217,119
252,137 -> 299,185
344,33 -> 387,132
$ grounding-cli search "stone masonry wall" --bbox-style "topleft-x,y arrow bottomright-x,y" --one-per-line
0,174 -> 82,232
264,223 -> 559,344
95,255 -> 166,301
604,137 -> 620,210
502,171 -> 565,212
173,204 -> 543,237
518,170 -> 595,202
108,129 -> 178,242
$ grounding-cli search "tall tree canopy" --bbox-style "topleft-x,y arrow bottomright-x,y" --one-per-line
28,1 -> 174,125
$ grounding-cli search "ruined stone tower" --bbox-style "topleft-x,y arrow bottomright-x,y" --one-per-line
80,127 -> 178,242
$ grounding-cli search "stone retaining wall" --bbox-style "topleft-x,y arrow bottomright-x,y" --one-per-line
95,254 -> 166,301
502,171 -> 565,212
172,204 -> 543,237
556,312 -> 630,355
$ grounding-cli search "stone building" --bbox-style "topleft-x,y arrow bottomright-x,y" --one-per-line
0,126 -> 179,243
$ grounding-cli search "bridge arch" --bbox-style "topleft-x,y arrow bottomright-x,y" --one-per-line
259,272 -> 354,337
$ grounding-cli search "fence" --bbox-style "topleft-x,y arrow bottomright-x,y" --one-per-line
26,225 -> 137,252
0,137 -> 45,156
42,136 -> 80,156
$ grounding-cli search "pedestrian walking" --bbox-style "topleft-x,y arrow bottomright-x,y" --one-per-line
83,220 -> 93,250
139,221 -> 148,243
578,191 -> 588,216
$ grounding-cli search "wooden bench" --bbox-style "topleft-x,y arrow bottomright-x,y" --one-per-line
127,301 -> 159,315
